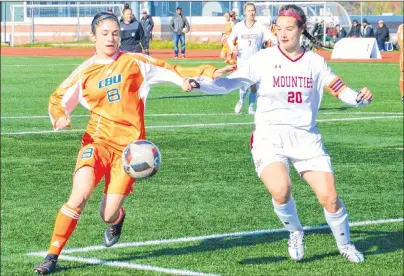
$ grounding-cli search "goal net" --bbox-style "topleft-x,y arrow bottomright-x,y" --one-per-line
10,3 -> 123,46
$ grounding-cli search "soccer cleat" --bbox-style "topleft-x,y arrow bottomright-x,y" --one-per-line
288,231 -> 305,261
234,100 -> 244,114
248,106 -> 255,115
104,212 -> 126,247
401,96 -> 404,102
339,243 -> 364,263
33,254 -> 58,275
181,55 -> 185,58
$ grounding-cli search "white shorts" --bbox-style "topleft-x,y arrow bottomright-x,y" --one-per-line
250,127 -> 333,177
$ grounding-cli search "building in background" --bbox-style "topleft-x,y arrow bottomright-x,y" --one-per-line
1,1 -> 402,46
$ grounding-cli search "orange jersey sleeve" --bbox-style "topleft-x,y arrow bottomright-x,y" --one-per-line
172,65 -> 217,79
48,51 -> 217,154
48,57 -> 97,129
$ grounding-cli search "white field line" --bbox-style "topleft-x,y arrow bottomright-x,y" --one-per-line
26,254 -> 221,276
28,217 -> 403,256
1,116 -> 402,136
1,111 -> 402,120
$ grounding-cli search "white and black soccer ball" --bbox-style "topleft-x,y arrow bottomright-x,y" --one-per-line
122,140 -> 162,179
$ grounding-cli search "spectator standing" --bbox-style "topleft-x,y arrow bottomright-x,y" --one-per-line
375,20 -> 389,51
312,19 -> 324,41
140,9 -> 154,55
347,19 -> 361,37
119,4 -> 144,53
361,19 -> 374,38
170,7 -> 190,58
333,24 -> 347,43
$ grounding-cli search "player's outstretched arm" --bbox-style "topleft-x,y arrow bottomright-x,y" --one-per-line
319,59 -> 373,107
196,68 -> 257,95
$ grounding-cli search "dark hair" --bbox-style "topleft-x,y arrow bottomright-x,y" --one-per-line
123,3 -> 131,12
362,19 -> 368,24
352,19 -> 359,24
278,4 -> 325,50
91,12 -> 119,34
176,6 -> 182,10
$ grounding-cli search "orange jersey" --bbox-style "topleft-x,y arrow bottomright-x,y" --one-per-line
267,24 -> 277,47
49,51 -> 217,154
224,21 -> 233,36
398,23 -> 403,71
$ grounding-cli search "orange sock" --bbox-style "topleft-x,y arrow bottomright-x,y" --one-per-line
48,204 -> 81,255
400,79 -> 404,97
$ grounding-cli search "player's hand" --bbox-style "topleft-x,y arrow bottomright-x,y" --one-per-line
356,87 -> 373,103
213,65 -> 237,79
55,116 -> 71,131
182,79 -> 200,92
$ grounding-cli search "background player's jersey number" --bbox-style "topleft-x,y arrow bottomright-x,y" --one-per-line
288,91 -> 303,103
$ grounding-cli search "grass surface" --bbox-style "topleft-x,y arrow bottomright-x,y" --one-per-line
1,57 -> 403,276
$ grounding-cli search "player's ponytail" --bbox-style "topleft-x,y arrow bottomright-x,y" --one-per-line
302,29 -> 327,50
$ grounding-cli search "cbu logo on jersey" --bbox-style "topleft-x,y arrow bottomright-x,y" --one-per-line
98,74 -> 122,89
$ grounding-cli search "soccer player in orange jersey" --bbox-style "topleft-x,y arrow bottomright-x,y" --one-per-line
397,23 -> 404,101
220,12 -> 233,60
33,12 -> 232,275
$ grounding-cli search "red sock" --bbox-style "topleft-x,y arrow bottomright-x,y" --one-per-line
48,204 -> 81,255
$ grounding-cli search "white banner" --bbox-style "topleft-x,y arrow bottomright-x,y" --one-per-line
331,38 -> 381,59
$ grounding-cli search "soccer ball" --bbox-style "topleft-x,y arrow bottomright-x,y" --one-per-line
122,140 -> 162,179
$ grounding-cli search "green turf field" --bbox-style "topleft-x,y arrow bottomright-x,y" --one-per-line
1,56 -> 403,276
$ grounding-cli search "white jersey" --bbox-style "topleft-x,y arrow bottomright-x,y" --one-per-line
197,46 -> 368,132
228,20 -> 277,61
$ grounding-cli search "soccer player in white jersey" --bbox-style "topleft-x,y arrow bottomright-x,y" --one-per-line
195,4 -> 373,263
227,2 -> 277,115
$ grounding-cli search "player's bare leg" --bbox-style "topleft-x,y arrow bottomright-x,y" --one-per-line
34,167 -> 96,274
303,171 -> 364,263
101,194 -> 127,247
260,162 -> 305,261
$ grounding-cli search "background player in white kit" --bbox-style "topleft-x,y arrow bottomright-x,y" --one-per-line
227,2 -> 277,115
195,4 -> 373,263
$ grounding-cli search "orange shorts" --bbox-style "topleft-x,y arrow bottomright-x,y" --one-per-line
75,143 -> 136,195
